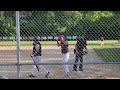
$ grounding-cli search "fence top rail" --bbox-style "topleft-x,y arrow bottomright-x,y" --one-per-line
0,62 -> 120,66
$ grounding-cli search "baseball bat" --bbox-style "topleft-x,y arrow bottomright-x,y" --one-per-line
30,55 -> 39,71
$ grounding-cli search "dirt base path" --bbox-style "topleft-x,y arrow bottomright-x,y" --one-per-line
0,45 -> 120,79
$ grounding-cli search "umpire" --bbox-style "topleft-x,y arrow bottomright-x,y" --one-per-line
73,36 -> 88,71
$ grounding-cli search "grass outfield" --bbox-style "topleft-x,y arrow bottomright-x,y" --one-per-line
0,40 -> 119,45
83,40 -> 120,62
0,41 -> 77,45
89,40 -> 120,62
94,48 -> 120,62
0,40 -> 120,62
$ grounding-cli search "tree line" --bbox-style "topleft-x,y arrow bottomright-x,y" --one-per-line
0,11 -> 120,40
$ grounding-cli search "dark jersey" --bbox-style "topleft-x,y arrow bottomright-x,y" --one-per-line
76,38 -> 87,54
33,42 -> 41,56
61,41 -> 69,54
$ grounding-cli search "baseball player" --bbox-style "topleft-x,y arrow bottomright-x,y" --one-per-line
100,36 -> 104,47
57,36 -> 70,77
29,38 -> 50,78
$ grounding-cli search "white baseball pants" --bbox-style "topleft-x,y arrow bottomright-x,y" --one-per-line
61,53 -> 70,74
31,56 -> 48,75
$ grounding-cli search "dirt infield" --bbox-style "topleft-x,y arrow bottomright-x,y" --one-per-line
0,45 -> 120,79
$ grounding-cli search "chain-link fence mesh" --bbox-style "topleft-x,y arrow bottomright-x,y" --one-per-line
0,11 -> 120,79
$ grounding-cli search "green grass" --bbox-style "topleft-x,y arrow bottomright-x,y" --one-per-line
94,48 -> 120,62
0,41 -> 77,45
89,40 -> 120,62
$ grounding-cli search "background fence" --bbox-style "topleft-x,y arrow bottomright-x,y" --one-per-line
0,11 -> 120,79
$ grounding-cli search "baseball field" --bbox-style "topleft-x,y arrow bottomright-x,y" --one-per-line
0,40 -> 120,79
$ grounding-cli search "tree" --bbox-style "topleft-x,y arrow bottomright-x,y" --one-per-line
0,11 -> 16,37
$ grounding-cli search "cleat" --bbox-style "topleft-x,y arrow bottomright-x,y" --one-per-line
29,74 -> 35,78
72,69 -> 77,71
79,68 -> 83,71
45,72 -> 50,78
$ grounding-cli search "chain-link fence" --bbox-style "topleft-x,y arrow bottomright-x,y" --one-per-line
0,11 -> 120,79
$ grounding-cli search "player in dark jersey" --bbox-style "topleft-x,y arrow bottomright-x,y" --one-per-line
58,37 -> 70,77
29,38 -> 50,78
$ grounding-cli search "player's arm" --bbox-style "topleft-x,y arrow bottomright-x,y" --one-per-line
32,46 -> 35,56
84,41 -> 88,54
39,44 -> 41,54
74,42 -> 79,54
57,40 -> 61,47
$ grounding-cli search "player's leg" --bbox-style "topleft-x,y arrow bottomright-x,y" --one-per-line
73,54 -> 79,71
62,53 -> 70,74
66,53 -> 70,71
101,40 -> 104,47
36,56 -> 50,78
29,56 -> 38,77
30,66 -> 37,77
79,55 -> 83,71
102,40 -> 104,46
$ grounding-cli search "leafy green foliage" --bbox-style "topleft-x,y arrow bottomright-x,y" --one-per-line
0,11 -> 120,40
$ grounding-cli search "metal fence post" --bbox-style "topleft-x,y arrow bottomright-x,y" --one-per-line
16,11 -> 20,79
